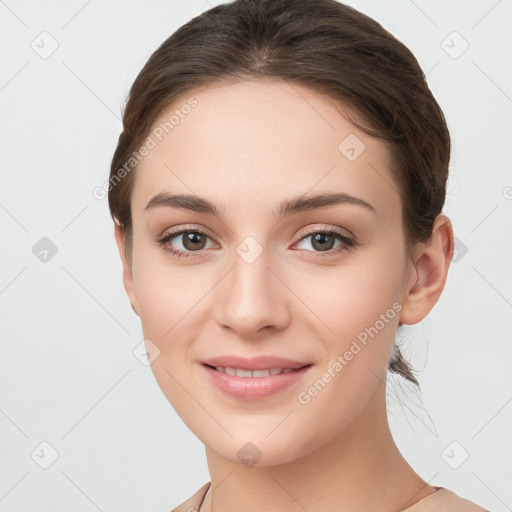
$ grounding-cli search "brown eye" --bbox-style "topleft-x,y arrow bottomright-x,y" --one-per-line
294,229 -> 354,255
181,231 -> 208,251
157,228 -> 215,257
310,232 -> 337,251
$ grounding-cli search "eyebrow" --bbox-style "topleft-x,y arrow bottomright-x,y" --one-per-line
144,191 -> 376,219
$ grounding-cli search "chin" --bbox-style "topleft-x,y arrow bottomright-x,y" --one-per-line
201,419 -> 331,469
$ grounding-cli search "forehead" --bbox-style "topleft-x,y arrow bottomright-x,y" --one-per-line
132,79 -> 400,222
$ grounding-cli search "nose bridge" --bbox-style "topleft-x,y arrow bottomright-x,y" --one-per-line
214,234 -> 287,335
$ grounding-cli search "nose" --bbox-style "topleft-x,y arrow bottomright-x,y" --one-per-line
213,243 -> 290,338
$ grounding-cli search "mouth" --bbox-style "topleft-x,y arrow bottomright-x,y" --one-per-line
203,363 -> 312,377
200,358 -> 314,400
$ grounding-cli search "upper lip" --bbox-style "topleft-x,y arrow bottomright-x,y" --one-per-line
201,355 -> 312,371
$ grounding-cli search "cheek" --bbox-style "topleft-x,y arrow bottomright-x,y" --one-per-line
131,260 -> 209,425
296,248 -> 407,393
301,255 -> 404,340
131,234 -> 198,329
288,265 -> 404,451
130,251 -> 218,405
133,263 -> 205,344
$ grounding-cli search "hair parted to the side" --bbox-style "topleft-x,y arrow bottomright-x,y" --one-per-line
108,0 -> 451,387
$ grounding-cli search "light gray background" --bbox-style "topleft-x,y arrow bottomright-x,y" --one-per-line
0,1 -> 511,511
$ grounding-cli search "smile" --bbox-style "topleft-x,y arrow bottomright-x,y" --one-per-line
202,363 -> 313,400
210,366 -> 298,377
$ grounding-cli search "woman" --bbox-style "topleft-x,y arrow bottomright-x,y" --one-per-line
108,0 -> 489,510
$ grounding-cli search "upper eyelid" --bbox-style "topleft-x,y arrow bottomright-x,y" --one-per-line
295,224 -> 352,240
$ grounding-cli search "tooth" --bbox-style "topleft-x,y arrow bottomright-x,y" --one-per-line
252,369 -> 271,377
214,366 -> 294,377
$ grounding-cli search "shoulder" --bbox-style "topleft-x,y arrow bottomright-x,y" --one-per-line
170,482 -> 211,512
404,487 -> 489,512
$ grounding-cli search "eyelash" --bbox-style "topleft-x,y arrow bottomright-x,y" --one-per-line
157,226 -> 356,259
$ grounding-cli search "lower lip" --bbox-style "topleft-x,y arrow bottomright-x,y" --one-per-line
202,364 -> 313,400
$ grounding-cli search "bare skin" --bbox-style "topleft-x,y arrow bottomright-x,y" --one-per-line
114,79 -> 454,512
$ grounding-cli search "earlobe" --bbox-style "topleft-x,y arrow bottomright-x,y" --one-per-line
399,214 -> 454,325
113,221 -> 140,318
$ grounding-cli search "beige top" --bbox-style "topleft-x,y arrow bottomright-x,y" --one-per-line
170,482 -> 490,512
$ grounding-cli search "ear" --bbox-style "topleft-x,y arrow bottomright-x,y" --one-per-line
113,221 -> 140,317
400,214 -> 454,325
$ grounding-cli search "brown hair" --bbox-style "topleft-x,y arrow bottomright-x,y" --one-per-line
108,0 -> 451,386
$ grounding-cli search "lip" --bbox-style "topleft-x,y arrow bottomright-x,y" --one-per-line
200,356 -> 313,401
200,355 -> 311,371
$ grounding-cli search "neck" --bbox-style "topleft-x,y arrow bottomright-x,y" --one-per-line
201,380 -> 435,512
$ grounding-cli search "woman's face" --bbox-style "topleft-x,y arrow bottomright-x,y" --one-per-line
118,79 -> 419,465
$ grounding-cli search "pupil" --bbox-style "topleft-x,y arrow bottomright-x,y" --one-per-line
188,233 -> 201,244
